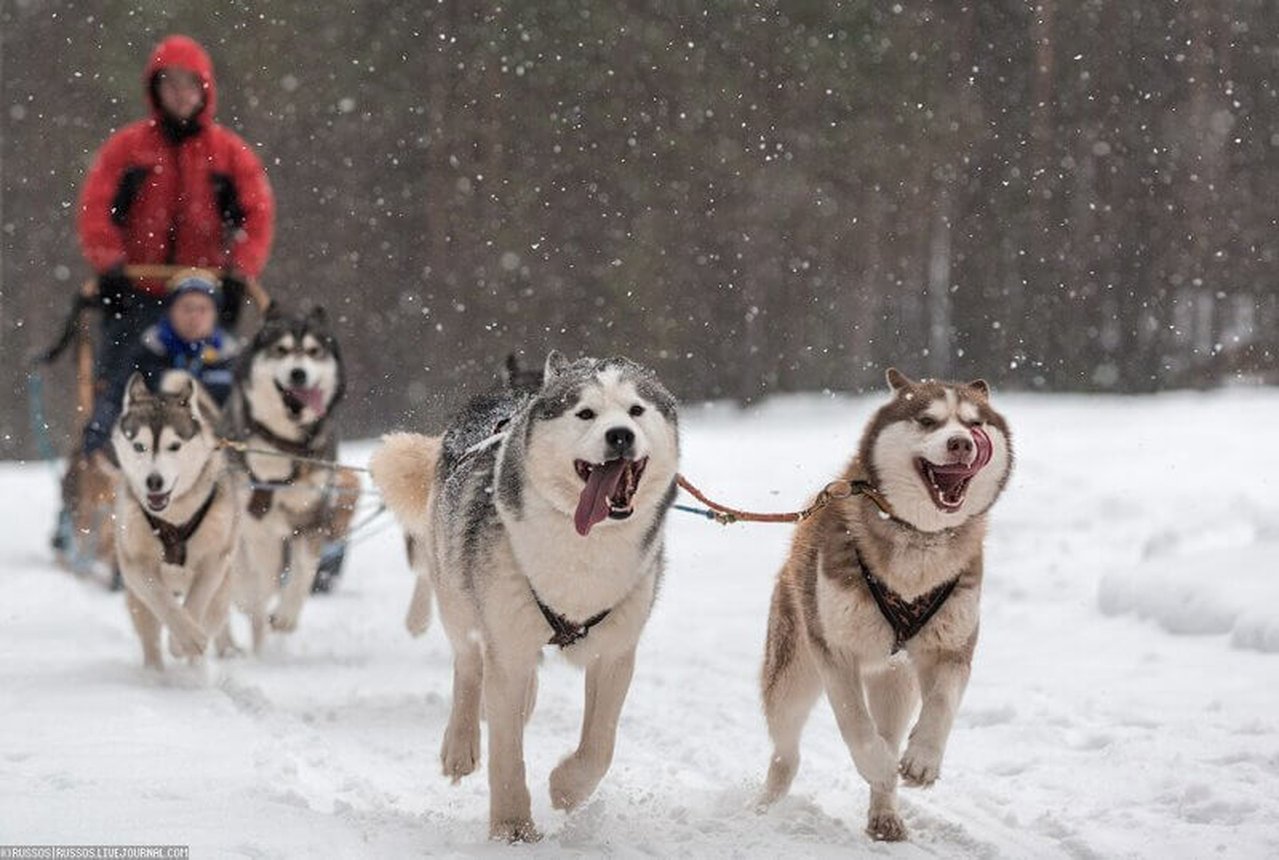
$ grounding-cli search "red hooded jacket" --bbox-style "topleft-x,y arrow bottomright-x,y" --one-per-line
77,35 -> 275,295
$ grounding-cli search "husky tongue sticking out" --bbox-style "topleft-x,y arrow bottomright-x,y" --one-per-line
282,386 -> 328,417
573,457 -> 647,536
920,425 -> 994,511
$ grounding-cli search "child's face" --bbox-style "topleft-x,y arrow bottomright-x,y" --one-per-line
170,292 -> 217,342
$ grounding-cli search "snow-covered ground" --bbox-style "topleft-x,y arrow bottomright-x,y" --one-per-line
2,388 -> 1277,858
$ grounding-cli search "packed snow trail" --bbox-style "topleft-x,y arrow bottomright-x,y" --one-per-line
2,390 -> 1277,858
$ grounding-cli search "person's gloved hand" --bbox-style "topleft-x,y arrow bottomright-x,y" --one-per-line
220,270 -> 248,329
96,266 -> 134,314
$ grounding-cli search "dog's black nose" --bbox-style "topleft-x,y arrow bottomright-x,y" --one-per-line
947,434 -> 974,458
146,473 -> 164,493
605,426 -> 635,454
289,368 -> 308,386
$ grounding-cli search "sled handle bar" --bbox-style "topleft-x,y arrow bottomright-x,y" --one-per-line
79,264 -> 271,311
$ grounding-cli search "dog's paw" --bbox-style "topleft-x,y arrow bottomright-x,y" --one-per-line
756,753 -> 798,811
440,726 -> 480,783
168,620 -> 208,659
548,754 -> 603,811
268,611 -> 299,633
217,638 -> 245,659
867,810 -> 909,842
490,818 -> 541,844
899,741 -> 943,787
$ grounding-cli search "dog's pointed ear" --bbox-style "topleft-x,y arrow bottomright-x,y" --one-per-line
543,350 -> 569,384
967,378 -> 990,399
173,375 -> 196,411
886,368 -> 913,393
122,372 -> 151,410
306,305 -> 329,328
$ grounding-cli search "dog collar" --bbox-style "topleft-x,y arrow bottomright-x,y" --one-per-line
531,588 -> 610,649
141,486 -> 219,566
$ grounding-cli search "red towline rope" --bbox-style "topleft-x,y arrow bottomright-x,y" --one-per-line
674,473 -> 897,526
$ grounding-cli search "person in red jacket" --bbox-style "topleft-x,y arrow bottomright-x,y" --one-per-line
78,34 -> 274,379
76,33 -> 273,442
55,35 -> 275,567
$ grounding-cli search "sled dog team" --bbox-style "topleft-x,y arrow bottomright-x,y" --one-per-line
110,321 -> 1014,844
114,304 -> 351,663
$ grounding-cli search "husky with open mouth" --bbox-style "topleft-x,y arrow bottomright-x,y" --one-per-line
757,368 -> 1013,842
112,372 -> 239,669
219,305 -> 358,651
370,351 -> 679,842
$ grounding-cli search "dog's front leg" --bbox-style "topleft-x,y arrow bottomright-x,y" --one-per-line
549,647 -> 636,811
192,553 -> 236,657
126,565 -> 209,661
233,517 -> 281,652
483,649 -> 541,843
818,654 -> 906,842
183,556 -> 228,633
271,535 -> 319,632
125,587 -> 164,669
206,568 -> 240,658
899,646 -> 973,788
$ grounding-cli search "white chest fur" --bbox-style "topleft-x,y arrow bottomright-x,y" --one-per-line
501,494 -> 655,622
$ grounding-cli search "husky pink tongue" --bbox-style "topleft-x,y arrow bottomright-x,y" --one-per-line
288,387 -> 327,416
574,460 -> 628,537
970,425 -> 994,471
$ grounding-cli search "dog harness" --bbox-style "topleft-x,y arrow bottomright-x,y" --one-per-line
142,486 -> 219,566
852,541 -> 959,654
531,589 -> 610,649
238,403 -> 323,520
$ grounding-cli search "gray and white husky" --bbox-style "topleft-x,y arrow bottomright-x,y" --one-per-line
219,305 -> 357,651
757,368 -> 1013,842
371,351 -> 680,842
112,371 -> 239,670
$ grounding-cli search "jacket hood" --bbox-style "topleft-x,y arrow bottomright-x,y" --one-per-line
144,35 -> 216,122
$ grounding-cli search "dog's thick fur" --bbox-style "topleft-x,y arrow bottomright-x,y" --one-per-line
757,368 -> 1013,841
219,304 -> 357,650
112,372 -> 239,669
371,351 -> 680,842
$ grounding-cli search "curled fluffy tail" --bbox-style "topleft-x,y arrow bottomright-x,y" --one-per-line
369,432 -> 441,529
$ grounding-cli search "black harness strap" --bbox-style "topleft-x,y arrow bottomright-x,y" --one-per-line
236,391 -> 322,520
245,461 -> 302,520
532,590 -> 611,649
247,483 -> 277,520
142,487 -> 219,566
853,543 -> 959,654
246,414 -> 322,460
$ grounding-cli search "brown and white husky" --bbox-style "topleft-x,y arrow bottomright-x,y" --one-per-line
757,368 -> 1014,841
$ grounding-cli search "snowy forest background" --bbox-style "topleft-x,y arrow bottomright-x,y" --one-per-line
2,0 -> 1277,460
